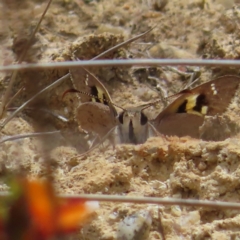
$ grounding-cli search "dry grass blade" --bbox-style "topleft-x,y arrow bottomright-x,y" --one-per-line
158,208 -> 166,240
0,0 -> 53,118
0,130 -> 60,144
7,107 -> 68,122
90,26 -> 156,61
4,87 -> 24,109
0,74 -> 69,129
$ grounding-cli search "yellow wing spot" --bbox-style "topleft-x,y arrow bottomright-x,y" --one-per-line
185,94 -> 208,116
91,87 -> 105,103
97,89 -> 106,103
201,106 -> 208,115
186,110 -> 203,116
185,95 -> 198,111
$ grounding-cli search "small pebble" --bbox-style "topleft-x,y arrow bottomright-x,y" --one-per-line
116,210 -> 152,240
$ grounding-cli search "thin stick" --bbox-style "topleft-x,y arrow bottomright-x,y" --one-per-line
0,0 -> 53,117
91,26 -> 156,60
2,59 -> 240,72
18,0 -> 53,63
0,130 -> 60,144
7,107 -> 69,122
70,126 -> 117,158
163,66 -> 192,77
147,76 -> 168,106
5,87 -> 24,109
0,191 -> 238,210
0,74 -> 69,128
58,194 -> 240,210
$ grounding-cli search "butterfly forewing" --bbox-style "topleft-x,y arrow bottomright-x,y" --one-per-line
70,67 -> 119,147
70,67 -> 117,118
186,75 -> 240,115
70,67 -> 93,103
152,75 -> 240,138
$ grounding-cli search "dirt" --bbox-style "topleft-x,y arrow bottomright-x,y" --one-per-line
1,0 -> 240,239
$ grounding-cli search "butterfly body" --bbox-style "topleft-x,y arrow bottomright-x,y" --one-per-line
117,107 -> 153,144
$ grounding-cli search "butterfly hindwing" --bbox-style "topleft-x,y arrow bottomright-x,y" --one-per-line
76,102 -> 116,138
154,113 -> 204,138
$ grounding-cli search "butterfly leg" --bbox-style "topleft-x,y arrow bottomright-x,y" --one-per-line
148,122 -> 168,142
77,126 -> 117,157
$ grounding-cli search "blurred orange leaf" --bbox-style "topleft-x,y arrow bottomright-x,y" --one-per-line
0,178 -> 98,240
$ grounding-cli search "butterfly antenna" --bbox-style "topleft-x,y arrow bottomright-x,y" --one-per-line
166,89 -> 192,100
141,99 -> 163,111
62,88 -> 108,102
62,88 -> 125,111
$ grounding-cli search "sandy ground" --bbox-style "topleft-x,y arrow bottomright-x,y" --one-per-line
2,0 -> 240,239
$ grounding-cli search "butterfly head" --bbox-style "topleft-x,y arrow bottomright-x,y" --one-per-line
117,106 -> 150,144
118,109 -> 148,126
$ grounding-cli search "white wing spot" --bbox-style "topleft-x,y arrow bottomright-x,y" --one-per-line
211,83 -> 218,95
85,74 -> 89,85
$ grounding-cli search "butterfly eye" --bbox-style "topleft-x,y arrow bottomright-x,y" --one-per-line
118,112 -> 124,124
140,112 -> 148,125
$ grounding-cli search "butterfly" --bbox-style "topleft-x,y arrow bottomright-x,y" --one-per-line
68,71 -> 240,148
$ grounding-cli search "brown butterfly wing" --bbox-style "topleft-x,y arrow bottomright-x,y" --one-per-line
188,75 -> 240,115
152,75 -> 240,137
76,102 -> 116,138
155,113 -> 204,138
70,67 -> 93,103
70,67 -> 117,118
